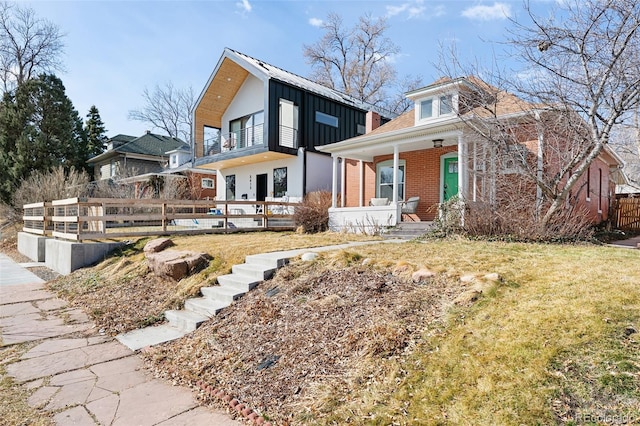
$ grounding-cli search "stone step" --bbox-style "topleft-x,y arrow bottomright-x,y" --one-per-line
216,273 -> 261,291
201,285 -> 246,303
244,253 -> 289,269
164,309 -> 209,332
184,297 -> 229,317
231,263 -> 277,280
116,323 -> 188,351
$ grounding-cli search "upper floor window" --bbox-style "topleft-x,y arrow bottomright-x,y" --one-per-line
229,111 -> 263,149
420,99 -> 433,119
418,94 -> 455,121
316,111 -> 339,128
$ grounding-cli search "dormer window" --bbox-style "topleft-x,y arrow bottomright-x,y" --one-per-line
417,94 -> 455,122
420,99 -> 433,119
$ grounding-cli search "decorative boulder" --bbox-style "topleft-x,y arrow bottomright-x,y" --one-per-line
146,250 -> 212,280
301,252 -> 318,262
144,238 -> 174,254
412,268 -> 436,282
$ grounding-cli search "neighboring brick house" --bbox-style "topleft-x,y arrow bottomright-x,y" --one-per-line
318,76 -> 623,230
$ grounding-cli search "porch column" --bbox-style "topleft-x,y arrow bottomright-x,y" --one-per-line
457,134 -> 467,201
340,156 -> 346,207
392,145 -> 399,204
358,160 -> 364,207
331,155 -> 339,208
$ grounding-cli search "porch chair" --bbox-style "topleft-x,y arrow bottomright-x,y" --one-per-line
401,196 -> 420,215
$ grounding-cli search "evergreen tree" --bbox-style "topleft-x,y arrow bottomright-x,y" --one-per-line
0,74 -> 88,204
84,105 -> 107,159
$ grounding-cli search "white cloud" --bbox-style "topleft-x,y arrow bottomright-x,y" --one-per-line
461,2 -> 511,21
386,0 -> 427,19
309,17 -> 323,27
236,0 -> 252,14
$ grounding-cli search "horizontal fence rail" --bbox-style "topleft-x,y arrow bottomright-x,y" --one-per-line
23,197 -> 299,241
613,197 -> 640,231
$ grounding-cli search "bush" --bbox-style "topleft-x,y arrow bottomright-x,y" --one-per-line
12,166 -> 90,208
293,191 -> 332,233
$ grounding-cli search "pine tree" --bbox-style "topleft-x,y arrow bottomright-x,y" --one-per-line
84,105 -> 107,159
0,74 -> 88,204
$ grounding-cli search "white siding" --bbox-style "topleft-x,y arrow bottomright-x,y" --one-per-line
222,75 -> 265,135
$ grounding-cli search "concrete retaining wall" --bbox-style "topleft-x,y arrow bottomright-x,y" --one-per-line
45,239 -> 123,275
17,232 -> 47,262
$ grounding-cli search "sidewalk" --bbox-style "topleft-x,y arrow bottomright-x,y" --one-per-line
608,234 -> 640,249
0,253 -> 239,426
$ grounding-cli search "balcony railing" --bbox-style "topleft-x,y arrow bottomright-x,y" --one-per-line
202,124 -> 300,156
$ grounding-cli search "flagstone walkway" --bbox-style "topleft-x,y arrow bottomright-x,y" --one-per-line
0,253 -> 239,426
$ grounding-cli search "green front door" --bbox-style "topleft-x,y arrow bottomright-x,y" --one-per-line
443,157 -> 459,201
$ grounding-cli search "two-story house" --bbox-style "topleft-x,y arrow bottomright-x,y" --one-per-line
192,48 -> 394,205
318,76 -> 623,232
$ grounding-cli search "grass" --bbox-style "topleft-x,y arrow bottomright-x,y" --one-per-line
305,238 -> 640,425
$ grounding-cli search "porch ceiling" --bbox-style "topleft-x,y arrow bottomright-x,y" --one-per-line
195,58 -> 250,128
333,137 -> 459,162
197,151 -> 294,171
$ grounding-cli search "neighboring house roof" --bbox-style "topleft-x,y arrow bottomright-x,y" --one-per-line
88,132 -> 189,163
196,47 -> 396,120
617,182 -> 640,195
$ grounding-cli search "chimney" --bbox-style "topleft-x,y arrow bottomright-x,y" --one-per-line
366,111 -> 381,133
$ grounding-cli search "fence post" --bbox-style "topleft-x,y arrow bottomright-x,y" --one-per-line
162,202 -> 167,232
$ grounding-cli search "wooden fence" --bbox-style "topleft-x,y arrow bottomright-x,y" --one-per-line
613,197 -> 640,231
23,197 -> 298,241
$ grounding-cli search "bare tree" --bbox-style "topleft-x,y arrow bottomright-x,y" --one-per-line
610,107 -> 640,185
439,0 -> 640,231
128,82 -> 195,144
0,2 -> 65,92
304,12 -> 418,114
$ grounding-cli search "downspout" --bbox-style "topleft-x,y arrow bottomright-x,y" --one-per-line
535,111 -> 544,220
359,160 -> 364,207
331,155 -> 339,208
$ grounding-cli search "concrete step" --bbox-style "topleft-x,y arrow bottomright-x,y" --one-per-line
231,263 -> 277,280
164,309 -> 209,332
244,253 -> 289,269
184,297 -> 229,317
116,323 -> 188,351
201,285 -> 246,303
216,273 -> 261,291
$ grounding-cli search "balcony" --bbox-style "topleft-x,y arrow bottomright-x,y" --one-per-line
203,124 -> 299,157
204,123 -> 264,156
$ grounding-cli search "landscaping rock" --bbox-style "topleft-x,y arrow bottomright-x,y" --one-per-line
460,274 -> 476,283
412,268 -> 435,282
143,238 -> 174,254
301,252 -> 318,262
454,289 -> 482,305
146,250 -> 211,280
483,272 -> 501,282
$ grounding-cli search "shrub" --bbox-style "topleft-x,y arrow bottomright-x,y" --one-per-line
12,166 -> 90,208
293,190 -> 332,233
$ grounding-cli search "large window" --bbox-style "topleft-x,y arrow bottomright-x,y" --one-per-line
273,167 -> 287,197
439,95 -> 453,115
376,160 -> 405,201
204,126 -> 221,155
226,175 -> 236,200
279,99 -> 299,148
316,111 -> 339,128
229,111 -> 264,149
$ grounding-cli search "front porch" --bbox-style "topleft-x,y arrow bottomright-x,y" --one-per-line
322,130 -> 470,233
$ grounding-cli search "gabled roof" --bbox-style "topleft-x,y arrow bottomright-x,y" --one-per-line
195,48 -> 395,120
88,132 -> 189,163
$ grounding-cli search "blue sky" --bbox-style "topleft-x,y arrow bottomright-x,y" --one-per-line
24,0 -> 552,138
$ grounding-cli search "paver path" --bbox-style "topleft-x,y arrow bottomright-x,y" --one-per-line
0,253 -> 239,426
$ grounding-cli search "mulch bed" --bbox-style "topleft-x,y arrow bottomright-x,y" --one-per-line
143,261 -> 468,424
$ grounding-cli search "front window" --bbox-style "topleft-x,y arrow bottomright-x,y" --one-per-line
225,175 -> 236,200
376,160 -> 405,201
273,167 -> 287,197
201,178 -> 214,189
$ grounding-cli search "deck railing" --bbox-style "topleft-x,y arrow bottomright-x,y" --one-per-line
23,197 -> 299,241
